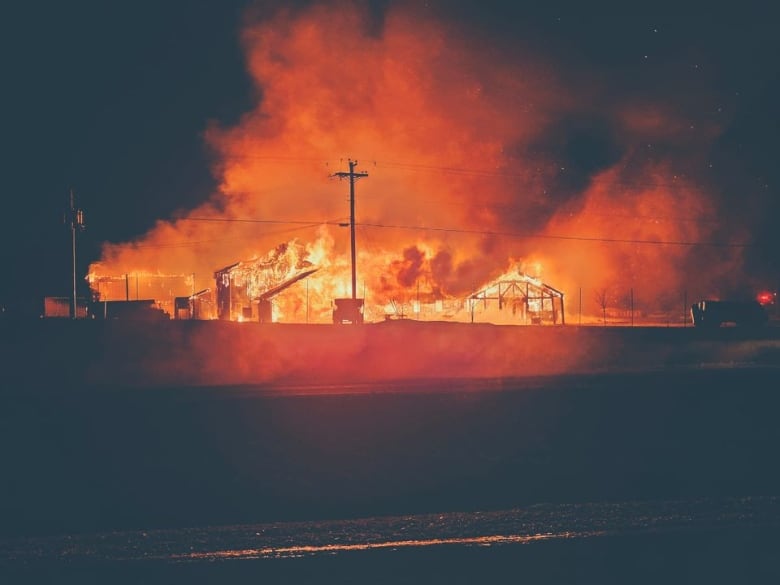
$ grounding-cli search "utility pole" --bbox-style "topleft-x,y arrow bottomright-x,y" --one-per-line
67,189 -> 85,319
331,159 -> 368,299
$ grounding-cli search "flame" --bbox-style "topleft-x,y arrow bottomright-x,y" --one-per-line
87,1 -> 750,324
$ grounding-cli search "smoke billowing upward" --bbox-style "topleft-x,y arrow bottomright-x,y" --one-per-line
89,0 -> 759,321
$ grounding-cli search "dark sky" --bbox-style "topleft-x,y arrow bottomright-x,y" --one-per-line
2,0 -> 778,314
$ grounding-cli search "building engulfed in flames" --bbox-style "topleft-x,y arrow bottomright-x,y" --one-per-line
467,273 -> 565,325
87,239 -> 565,325
214,242 -> 317,323
87,240 -> 321,323
87,273 -> 195,318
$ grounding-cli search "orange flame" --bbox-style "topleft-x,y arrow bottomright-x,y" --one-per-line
88,1 -> 746,323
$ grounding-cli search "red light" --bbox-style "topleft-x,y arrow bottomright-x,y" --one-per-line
756,291 -> 775,305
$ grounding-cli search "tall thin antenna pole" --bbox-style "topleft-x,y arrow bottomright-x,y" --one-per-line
68,189 -> 85,319
70,190 -> 77,319
331,159 -> 368,299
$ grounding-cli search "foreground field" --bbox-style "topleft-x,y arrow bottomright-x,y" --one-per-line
2,318 -> 779,388
1,320 -> 779,582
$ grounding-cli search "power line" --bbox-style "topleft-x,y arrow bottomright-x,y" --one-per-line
373,159 -> 703,190
127,224 -> 323,250
213,154 -> 703,190
376,160 -> 526,179
115,218 -> 342,250
356,222 -> 753,248
552,211 -> 721,225
420,197 -> 721,225
169,215 -> 753,248
183,217 -> 343,226
216,154 -> 333,164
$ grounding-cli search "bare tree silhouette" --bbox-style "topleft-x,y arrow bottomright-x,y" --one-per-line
595,289 -> 609,326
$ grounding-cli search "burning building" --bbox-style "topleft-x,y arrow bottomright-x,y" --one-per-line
173,289 -> 214,320
214,241 -> 317,322
87,273 -> 194,319
468,272 -> 565,325
85,3 -> 757,326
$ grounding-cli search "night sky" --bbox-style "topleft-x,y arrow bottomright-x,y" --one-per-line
3,0 -> 778,316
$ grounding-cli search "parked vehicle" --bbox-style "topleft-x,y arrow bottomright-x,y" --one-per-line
690,300 -> 768,328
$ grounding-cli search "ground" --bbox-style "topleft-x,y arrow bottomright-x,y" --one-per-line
1,320 -> 779,583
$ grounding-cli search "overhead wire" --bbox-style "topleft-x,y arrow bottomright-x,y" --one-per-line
356,221 -> 752,248
213,154 -> 706,191
120,218 -> 342,250
130,215 -> 752,249
109,154 -> 739,249
371,159 -> 706,190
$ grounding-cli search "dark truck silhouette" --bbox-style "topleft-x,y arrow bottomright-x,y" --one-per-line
690,299 -> 768,328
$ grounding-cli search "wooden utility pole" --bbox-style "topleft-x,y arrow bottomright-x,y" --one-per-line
67,189 -> 85,319
331,160 -> 368,299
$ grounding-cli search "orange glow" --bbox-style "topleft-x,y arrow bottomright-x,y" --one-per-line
179,531 -> 594,561
87,1 -> 746,324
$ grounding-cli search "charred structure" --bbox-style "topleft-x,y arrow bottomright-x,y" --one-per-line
468,273 -> 565,325
214,242 -> 317,322
87,273 -> 193,317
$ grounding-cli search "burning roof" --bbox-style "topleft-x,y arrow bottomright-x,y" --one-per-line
213,240 -> 322,322
468,271 -> 565,325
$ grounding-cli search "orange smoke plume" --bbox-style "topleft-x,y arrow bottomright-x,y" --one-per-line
88,0 -> 745,323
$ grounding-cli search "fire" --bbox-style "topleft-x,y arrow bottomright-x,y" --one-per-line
87,1 -> 748,324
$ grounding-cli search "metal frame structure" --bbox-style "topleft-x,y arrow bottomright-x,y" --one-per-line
468,273 -> 565,325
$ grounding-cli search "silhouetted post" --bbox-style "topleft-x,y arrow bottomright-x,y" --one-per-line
331,160 -> 368,299
560,293 -> 565,325
71,192 -> 77,317
683,290 -> 688,327
67,189 -> 85,319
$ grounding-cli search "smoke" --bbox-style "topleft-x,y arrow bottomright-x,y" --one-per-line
88,0 -> 754,321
